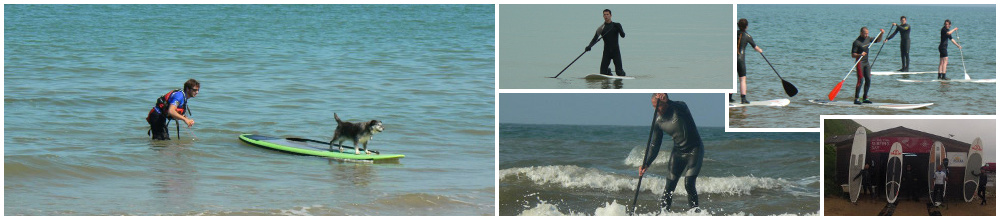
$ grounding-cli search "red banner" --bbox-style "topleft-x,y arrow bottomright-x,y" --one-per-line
869,137 -> 935,153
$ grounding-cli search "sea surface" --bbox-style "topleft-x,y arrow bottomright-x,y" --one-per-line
4,4 -> 495,215
732,5 -> 996,128
499,4 -> 733,89
499,123 -> 820,216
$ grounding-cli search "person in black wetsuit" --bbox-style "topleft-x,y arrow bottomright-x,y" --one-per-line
937,19 -> 961,80
904,164 -> 919,201
854,162 -> 876,200
971,165 -> 989,205
886,16 -> 911,72
638,93 -> 704,211
851,27 -> 883,105
586,9 -> 626,76
734,18 -> 763,104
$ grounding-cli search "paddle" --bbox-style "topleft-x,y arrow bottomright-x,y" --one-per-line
869,26 -> 894,70
629,108 -> 658,216
759,53 -> 798,97
956,31 -> 970,80
286,137 -> 381,155
549,24 -> 616,78
827,30 -> 884,101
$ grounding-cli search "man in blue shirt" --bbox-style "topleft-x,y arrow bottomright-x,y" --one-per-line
146,79 -> 200,140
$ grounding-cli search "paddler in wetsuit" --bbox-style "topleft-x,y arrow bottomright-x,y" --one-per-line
638,93 -> 704,211
851,27 -> 883,105
886,16 -> 911,72
937,19 -> 960,80
586,9 -> 626,76
735,18 -> 763,104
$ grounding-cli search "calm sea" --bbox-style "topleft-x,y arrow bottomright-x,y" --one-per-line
4,4 -> 495,215
732,5 -> 996,128
499,124 -> 819,216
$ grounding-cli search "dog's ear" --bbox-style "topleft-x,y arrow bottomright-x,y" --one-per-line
370,120 -> 380,125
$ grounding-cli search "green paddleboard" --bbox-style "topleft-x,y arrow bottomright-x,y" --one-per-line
239,134 -> 404,161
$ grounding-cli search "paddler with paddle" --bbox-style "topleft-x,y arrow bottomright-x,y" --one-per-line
734,18 -> 763,104
851,27 -> 884,105
634,93 -> 704,213
585,9 -> 627,77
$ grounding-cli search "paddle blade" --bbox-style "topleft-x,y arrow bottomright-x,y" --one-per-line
782,80 -> 798,97
828,80 -> 844,101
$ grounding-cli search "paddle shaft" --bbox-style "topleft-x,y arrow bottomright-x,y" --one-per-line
956,31 -> 969,79
839,30 -> 884,82
551,24 -> 617,78
869,26 -> 894,69
630,108 -> 658,216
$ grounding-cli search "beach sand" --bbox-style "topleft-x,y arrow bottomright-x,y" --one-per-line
824,192 -> 995,216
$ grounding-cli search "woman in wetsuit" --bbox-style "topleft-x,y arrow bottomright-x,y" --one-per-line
638,93 -> 704,211
735,18 -> 763,104
938,19 -> 961,80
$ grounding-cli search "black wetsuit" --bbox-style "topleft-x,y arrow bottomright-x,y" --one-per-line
588,22 -> 626,76
973,170 -> 988,205
886,23 -> 911,71
854,167 -> 875,199
737,30 -> 757,78
852,35 -> 877,101
642,100 -> 704,210
939,26 -> 952,58
903,166 -> 919,200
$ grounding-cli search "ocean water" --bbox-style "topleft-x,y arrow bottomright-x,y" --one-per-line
732,5 -> 996,128
499,124 -> 820,216
4,5 -> 495,215
499,4 -> 733,89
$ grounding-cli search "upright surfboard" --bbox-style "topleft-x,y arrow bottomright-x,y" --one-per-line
584,73 -> 635,80
885,142 -> 903,203
727,99 -> 790,108
849,127 -> 867,203
928,141 -> 944,202
963,137 -> 983,202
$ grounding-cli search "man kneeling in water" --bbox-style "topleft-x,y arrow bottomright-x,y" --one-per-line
639,93 -> 704,211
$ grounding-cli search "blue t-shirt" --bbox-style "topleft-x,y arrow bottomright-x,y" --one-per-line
154,90 -> 186,114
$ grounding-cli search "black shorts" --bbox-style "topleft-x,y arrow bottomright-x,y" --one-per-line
939,46 -> 948,58
147,111 -> 170,140
737,58 -> 747,77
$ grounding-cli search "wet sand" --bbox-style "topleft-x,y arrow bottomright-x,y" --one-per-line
824,192 -> 995,216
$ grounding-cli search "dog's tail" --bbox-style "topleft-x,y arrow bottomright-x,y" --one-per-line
334,112 -> 342,124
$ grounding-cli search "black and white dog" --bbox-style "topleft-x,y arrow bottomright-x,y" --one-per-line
330,113 -> 384,155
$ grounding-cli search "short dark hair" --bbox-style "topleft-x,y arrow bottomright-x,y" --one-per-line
900,16 -> 906,20
860,26 -> 868,34
184,79 -> 200,91
603,9 -> 611,16
738,18 -> 748,31
944,19 -> 951,25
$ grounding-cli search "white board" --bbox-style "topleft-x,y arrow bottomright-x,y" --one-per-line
897,78 -> 996,83
808,99 -> 933,110
583,73 -> 635,80
886,142 -> 903,203
872,71 -> 936,76
727,99 -> 790,108
849,127 -> 867,203
963,137 -> 983,202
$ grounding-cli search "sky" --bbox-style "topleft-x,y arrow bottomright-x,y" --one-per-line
856,119 -> 996,163
499,93 -> 724,127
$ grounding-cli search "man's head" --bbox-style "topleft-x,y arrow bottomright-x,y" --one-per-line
944,19 -> 951,28
651,93 -> 670,113
900,16 -> 907,24
603,9 -> 612,23
860,27 -> 869,37
738,18 -> 749,31
184,79 -> 200,98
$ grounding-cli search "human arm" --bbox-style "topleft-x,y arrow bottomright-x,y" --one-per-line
886,25 -> 900,41
167,104 -> 194,127
586,24 -> 605,51
616,22 -> 625,38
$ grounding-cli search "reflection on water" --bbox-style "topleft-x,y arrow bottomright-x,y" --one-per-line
150,143 -> 198,210
585,78 -> 624,89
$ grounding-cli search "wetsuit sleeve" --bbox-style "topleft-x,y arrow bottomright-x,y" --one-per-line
886,28 -> 899,40
747,34 -> 756,48
642,118 -> 663,169
617,23 -> 625,38
588,25 -> 603,48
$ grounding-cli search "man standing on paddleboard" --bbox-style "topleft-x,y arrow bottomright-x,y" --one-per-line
586,9 -> 626,77
851,27 -> 883,105
886,16 -> 911,72
638,93 -> 704,211
735,18 -> 763,104
146,79 -> 200,140
937,19 -> 960,80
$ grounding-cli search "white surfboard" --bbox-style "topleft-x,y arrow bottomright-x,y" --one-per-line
808,99 -> 933,110
897,78 -> 996,83
849,127 -> 867,204
727,99 -> 790,108
872,71 -> 937,76
584,73 -> 635,80
886,142 -> 903,203
963,137 -> 983,202
928,141 -> 945,203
